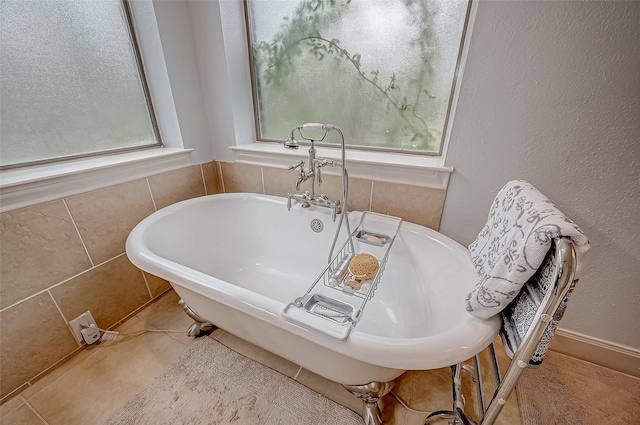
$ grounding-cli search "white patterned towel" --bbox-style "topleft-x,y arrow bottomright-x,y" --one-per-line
466,180 -> 589,319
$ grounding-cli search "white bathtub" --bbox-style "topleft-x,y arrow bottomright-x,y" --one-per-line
126,193 -> 499,386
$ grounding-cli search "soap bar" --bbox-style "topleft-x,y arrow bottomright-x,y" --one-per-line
366,235 -> 383,244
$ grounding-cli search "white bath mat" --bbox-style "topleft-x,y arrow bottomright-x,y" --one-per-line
103,336 -> 363,425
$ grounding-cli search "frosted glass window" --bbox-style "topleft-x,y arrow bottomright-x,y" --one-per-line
247,0 -> 469,154
0,0 -> 160,169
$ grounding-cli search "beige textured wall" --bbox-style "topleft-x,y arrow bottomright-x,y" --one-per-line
439,1 -> 640,350
0,163 -> 222,400
0,159 -> 444,401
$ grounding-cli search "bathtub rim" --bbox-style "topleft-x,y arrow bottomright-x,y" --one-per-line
126,192 -> 501,370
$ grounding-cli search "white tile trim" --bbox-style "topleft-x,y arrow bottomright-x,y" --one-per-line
0,148 -> 193,214
229,143 -> 453,190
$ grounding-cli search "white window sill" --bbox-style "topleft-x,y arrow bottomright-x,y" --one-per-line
229,142 -> 453,190
0,147 -> 193,213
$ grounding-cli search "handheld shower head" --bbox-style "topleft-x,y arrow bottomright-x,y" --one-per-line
284,123 -> 329,150
284,132 -> 299,149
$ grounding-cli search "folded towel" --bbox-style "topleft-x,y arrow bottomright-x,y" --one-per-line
466,180 -> 589,319
500,245 -> 577,365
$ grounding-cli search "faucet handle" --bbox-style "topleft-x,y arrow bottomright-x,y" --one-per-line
317,159 -> 340,168
314,158 -> 338,186
288,160 -> 304,171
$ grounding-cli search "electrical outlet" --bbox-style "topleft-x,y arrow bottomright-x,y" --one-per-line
69,311 -> 97,343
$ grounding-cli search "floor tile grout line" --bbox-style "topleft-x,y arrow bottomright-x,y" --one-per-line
12,291 -> 532,425
164,331 -> 191,346
62,199 -> 94,267
20,343 -> 106,403
211,331 -> 304,382
14,308 -> 192,425
0,387 -> 29,417
0,252 -> 127,314
4,292 -> 189,416
145,177 -> 158,211
19,394 -> 50,425
25,346 -> 84,388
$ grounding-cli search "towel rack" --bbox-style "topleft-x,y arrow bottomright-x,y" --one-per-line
425,237 -> 577,425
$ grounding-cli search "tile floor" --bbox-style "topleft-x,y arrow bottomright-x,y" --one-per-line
0,290 -> 521,425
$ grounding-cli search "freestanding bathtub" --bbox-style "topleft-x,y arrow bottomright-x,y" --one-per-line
126,193 -> 500,420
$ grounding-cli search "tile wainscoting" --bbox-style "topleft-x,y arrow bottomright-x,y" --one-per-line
0,159 -> 447,401
0,163 -> 221,401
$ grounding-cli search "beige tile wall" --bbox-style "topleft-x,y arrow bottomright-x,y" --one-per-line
219,162 -> 447,230
0,163 -> 223,401
0,159 -> 445,401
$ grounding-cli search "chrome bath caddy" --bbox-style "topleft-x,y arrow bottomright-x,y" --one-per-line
282,212 -> 402,341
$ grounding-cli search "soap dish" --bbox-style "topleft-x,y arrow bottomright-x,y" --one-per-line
355,230 -> 390,246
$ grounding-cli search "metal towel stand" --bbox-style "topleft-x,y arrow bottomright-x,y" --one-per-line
425,237 -> 577,425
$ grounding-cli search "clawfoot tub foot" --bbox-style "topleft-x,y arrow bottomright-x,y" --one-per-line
178,299 -> 217,337
343,380 -> 394,425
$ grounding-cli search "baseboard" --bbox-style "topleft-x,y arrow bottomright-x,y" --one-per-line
550,329 -> 640,378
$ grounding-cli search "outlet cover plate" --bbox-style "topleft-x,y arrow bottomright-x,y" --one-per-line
69,311 -> 97,343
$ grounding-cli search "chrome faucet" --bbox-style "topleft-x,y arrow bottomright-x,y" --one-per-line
287,160 -> 305,190
284,123 -> 355,262
284,124 -> 342,220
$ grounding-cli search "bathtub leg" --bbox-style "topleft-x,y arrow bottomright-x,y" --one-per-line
343,381 -> 394,425
178,299 -> 217,337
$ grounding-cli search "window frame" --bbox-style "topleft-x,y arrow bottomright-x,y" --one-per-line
243,0 -> 474,157
0,0 -> 194,214
0,0 -> 163,171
